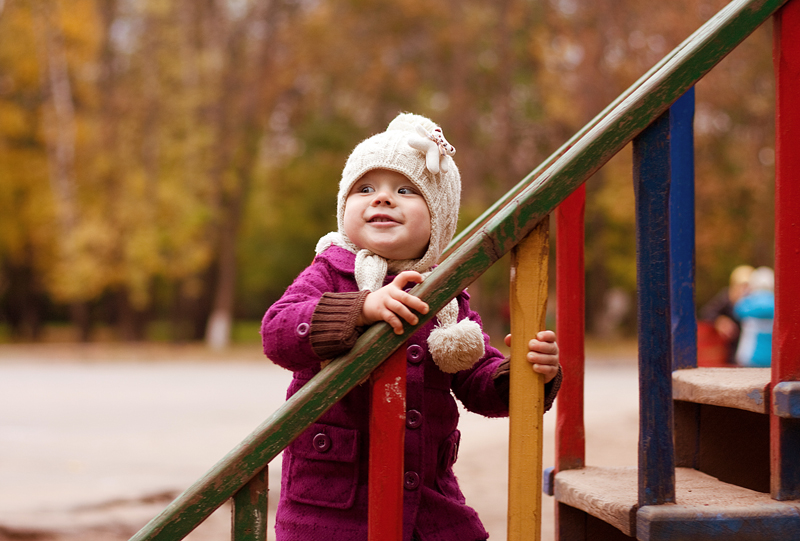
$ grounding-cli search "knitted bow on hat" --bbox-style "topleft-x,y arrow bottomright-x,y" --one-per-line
408,125 -> 456,174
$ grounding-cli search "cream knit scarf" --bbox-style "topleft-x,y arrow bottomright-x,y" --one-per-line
315,232 -> 485,373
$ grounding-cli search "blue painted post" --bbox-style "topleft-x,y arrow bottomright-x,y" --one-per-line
633,110 -> 676,507
669,88 -> 698,371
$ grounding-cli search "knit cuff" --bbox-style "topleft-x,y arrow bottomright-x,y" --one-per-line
492,360 -> 562,413
310,290 -> 370,359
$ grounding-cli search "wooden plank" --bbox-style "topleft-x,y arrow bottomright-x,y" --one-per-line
555,184 -> 586,473
772,0 -> 800,502
368,347 -> 407,541
508,219 -> 549,541
633,110 -> 675,507
639,505 -> 800,540
669,88 -> 698,371
554,466 -> 639,537
637,469 -> 800,540
672,367 -> 771,414
129,3 -> 792,539
556,466 -> 800,540
231,466 -> 268,541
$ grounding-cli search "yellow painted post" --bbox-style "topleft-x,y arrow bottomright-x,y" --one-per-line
508,218 -> 549,541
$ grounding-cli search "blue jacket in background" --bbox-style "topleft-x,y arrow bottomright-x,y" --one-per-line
733,291 -> 774,367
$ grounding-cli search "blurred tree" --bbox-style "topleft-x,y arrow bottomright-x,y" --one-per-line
201,0 -> 300,349
0,0 -> 780,343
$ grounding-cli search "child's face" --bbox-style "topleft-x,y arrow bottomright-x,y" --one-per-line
343,169 -> 431,261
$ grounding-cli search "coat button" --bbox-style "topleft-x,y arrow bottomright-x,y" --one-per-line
407,344 -> 424,364
312,433 -> 331,453
296,322 -> 310,338
404,471 -> 420,490
406,409 -> 422,429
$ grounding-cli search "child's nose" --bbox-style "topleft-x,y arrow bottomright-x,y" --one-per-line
371,190 -> 395,206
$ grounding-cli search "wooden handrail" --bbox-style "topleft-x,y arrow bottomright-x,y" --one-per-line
129,1 -> 789,538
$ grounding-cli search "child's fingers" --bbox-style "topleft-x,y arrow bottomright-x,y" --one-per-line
527,350 -> 559,366
528,337 -> 558,355
531,361 -> 560,373
393,290 -> 428,315
531,361 -> 560,383
386,298 -> 420,326
388,276 -> 428,315
378,301 -> 413,333
379,298 -> 423,334
536,330 -> 556,342
393,271 -> 424,289
382,311 -> 405,334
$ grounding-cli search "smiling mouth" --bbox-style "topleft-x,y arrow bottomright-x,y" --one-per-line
368,215 -> 398,223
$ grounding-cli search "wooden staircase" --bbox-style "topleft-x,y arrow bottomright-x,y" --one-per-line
547,2 -> 800,539
553,368 -> 800,539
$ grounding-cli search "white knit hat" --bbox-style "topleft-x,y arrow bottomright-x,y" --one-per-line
316,112 -> 485,373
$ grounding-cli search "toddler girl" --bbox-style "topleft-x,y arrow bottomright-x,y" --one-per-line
261,113 -> 561,541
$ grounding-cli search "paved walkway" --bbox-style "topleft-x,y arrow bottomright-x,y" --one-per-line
0,343 -> 639,541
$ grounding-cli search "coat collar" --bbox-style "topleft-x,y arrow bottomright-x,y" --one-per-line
314,245 -> 357,274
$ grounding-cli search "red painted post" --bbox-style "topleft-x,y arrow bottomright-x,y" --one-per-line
554,184 -> 586,541
368,346 -> 407,540
772,0 -> 800,501
555,184 -> 586,472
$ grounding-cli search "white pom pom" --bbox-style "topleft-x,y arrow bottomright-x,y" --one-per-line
427,318 -> 486,373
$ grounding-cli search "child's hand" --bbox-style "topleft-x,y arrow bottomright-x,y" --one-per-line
504,330 -> 560,383
360,271 -> 429,334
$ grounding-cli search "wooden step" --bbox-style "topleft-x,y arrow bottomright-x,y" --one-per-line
672,367 -> 770,414
554,466 -> 800,540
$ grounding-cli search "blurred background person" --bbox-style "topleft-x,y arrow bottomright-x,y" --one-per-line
698,265 -> 754,365
733,266 -> 774,368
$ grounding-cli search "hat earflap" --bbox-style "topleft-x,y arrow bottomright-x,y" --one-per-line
427,298 -> 485,373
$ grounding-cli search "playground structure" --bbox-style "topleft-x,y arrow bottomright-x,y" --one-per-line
129,0 -> 800,539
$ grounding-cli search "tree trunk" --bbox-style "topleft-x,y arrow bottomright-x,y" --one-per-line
206,207 -> 240,349
204,1 -> 281,349
117,289 -> 147,341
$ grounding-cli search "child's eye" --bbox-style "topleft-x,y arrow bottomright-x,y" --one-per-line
358,185 -> 375,194
398,187 -> 416,195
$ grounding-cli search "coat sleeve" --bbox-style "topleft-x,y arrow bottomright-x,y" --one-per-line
261,258 -> 340,371
449,293 -> 562,417
449,294 -> 511,418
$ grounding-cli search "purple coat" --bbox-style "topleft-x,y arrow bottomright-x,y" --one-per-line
261,246 -> 510,541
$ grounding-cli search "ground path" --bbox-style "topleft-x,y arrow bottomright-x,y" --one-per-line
0,342 -> 638,541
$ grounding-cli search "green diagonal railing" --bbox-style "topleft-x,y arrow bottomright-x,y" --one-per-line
130,0 -> 789,538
